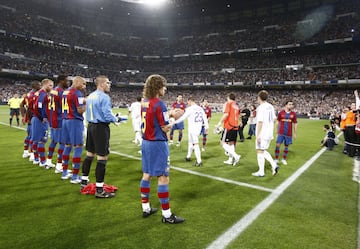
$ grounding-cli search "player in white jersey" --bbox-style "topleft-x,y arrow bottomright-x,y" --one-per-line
172,96 -> 209,166
128,96 -> 142,146
252,90 -> 279,177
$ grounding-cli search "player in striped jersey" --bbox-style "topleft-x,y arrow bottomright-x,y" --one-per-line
274,101 -> 298,165
60,76 -> 86,183
47,75 -> 69,172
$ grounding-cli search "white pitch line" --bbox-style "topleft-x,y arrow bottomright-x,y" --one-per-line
206,134 -> 342,249
110,150 -> 274,193
2,122 -> 272,193
171,166 -> 274,193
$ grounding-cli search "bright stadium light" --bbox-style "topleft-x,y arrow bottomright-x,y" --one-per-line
120,0 -> 168,7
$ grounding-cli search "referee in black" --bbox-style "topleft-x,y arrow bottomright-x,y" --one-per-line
81,76 -> 119,198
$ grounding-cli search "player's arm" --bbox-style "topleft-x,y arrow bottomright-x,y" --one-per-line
76,95 -> 86,114
216,112 -> 229,128
293,122 -> 298,140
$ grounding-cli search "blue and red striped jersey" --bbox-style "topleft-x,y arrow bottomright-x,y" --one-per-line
142,98 -> 169,141
277,110 -> 297,136
62,87 -> 84,120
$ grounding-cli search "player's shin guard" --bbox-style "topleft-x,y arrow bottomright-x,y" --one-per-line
263,150 -> 276,168
140,179 -> 151,210
178,130 -> 183,142
202,134 -> 207,146
47,140 -> 56,159
158,184 -> 171,217
62,145 -> 72,174
275,146 -> 280,159
57,143 -> 64,164
71,146 -> 82,177
37,142 -> 46,163
95,160 -> 106,183
256,153 -> 265,175
193,144 -> 201,163
187,143 -> 194,158
283,146 -> 289,160
82,156 -> 94,176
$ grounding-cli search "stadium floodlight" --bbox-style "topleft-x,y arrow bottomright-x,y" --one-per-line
120,0 -> 168,7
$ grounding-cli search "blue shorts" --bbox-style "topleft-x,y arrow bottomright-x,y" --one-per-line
31,117 -> 49,143
276,135 -> 293,145
62,119 -> 84,146
172,121 -> 184,130
142,140 -> 169,177
51,128 -> 62,143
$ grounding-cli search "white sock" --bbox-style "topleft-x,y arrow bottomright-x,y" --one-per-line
263,150 -> 276,168
162,208 -> 172,218
96,182 -> 104,188
257,153 -> 265,175
187,143 -> 193,158
222,143 -> 238,158
142,202 -> 150,212
81,176 -> 89,181
193,144 -> 201,163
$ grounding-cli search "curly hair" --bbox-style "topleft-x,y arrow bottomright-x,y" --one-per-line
143,74 -> 167,99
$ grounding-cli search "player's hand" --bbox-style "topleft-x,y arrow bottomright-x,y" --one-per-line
114,122 -> 120,126
42,118 -> 48,124
22,117 -> 26,125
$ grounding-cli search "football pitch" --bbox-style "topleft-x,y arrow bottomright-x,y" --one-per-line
0,105 -> 358,249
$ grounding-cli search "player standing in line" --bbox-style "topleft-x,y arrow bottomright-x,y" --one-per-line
215,93 -> 241,166
139,74 -> 184,224
46,75 -> 69,172
81,76 -> 119,198
20,81 -> 41,159
200,99 -> 211,151
274,100 -> 298,165
173,96 -> 209,166
129,96 -> 143,146
169,95 -> 186,147
61,76 -> 86,183
252,90 -> 279,177
31,79 -> 54,167
8,93 -> 23,127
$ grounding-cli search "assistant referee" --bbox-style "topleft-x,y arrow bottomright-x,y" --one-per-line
81,75 -> 119,198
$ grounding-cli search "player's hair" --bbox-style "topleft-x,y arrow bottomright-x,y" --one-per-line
41,78 -> 53,85
57,75 -> 68,83
136,96 -> 142,102
258,90 -> 268,101
187,96 -> 194,102
284,100 -> 293,106
143,74 -> 167,99
324,124 -> 330,130
95,75 -> 108,86
228,93 -> 236,100
31,80 -> 41,89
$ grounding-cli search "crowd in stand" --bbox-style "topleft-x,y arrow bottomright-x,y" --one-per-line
0,0 -> 359,118
0,79 -> 355,119
0,0 -> 359,85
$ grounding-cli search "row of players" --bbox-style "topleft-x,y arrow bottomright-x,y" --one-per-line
19,76 -> 125,200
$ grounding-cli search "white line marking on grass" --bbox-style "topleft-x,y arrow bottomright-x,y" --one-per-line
172,166 -> 274,193
2,123 -> 271,193
206,146 -> 329,249
110,150 -> 273,193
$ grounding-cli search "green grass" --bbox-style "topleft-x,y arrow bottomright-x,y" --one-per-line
0,106 -> 358,249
